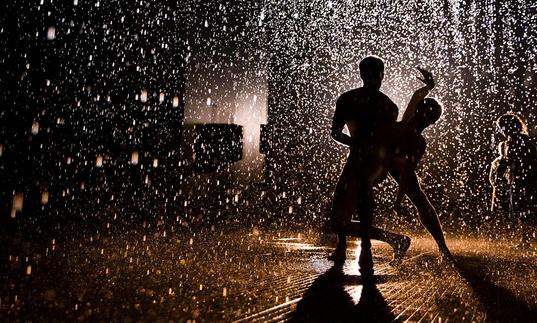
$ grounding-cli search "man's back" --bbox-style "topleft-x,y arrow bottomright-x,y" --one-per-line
334,87 -> 398,149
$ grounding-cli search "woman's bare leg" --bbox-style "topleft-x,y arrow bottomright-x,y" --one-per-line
404,171 -> 453,259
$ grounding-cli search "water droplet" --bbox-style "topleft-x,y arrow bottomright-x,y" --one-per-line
31,121 -> 39,135
41,192 -> 49,204
131,151 -> 139,165
140,90 -> 148,102
46,26 -> 56,40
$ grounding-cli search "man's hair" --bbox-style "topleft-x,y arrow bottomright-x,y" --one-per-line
496,113 -> 528,135
359,56 -> 384,75
416,98 -> 442,125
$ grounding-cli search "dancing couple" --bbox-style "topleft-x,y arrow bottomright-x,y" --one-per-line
329,56 -> 453,277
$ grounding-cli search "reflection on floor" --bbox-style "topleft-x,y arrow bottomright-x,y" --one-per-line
2,230 -> 536,321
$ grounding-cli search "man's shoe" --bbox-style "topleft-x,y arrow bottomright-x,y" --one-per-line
358,246 -> 374,277
328,247 -> 346,262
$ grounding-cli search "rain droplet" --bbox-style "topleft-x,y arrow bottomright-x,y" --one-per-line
46,26 -> 56,40
140,90 -> 148,102
41,192 -> 49,204
13,193 -> 24,211
31,121 -> 39,135
131,151 -> 139,165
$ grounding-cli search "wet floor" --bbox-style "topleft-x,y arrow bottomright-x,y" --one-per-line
2,229 -> 536,322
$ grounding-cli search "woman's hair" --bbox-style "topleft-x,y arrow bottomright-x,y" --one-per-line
496,113 -> 528,136
416,98 -> 442,125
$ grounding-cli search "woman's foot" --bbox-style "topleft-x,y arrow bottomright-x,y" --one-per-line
390,236 -> 411,265
438,246 -> 455,265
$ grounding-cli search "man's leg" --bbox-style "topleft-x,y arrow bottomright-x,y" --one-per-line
346,164 -> 410,265
354,184 -> 376,276
329,160 -> 411,264
330,199 -> 410,263
342,222 -> 410,263
328,164 -> 356,261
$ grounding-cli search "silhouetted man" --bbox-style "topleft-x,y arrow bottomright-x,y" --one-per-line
329,56 -> 409,276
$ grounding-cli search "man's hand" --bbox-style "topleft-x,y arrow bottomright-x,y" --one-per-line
417,67 -> 435,89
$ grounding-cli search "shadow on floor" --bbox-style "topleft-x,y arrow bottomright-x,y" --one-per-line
289,263 -> 396,322
455,255 -> 537,322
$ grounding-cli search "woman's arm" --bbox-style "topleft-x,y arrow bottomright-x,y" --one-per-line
402,67 -> 435,122
489,160 -> 498,187
402,86 -> 429,122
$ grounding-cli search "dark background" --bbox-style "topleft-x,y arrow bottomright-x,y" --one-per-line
1,0 -> 536,238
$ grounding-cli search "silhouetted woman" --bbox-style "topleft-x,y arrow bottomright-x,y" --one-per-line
495,113 -> 537,245
385,68 -> 453,261
489,141 -> 510,213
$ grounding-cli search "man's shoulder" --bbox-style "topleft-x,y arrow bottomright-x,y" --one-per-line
377,91 -> 398,106
337,88 -> 398,114
337,88 -> 364,102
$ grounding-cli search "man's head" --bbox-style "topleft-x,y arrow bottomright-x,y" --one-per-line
496,113 -> 527,137
415,98 -> 442,128
359,56 -> 384,91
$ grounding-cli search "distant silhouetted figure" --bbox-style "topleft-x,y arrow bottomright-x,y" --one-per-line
495,113 -> 537,245
329,56 -> 410,276
385,68 -> 453,261
489,141 -> 510,213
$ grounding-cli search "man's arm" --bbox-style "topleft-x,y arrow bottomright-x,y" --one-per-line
331,96 -> 353,147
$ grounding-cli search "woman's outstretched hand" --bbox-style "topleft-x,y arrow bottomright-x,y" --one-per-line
417,67 -> 435,89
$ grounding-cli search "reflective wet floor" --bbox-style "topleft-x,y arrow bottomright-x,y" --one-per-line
2,230 -> 536,322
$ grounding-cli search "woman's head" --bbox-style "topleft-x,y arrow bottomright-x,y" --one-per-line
496,113 -> 527,137
415,98 -> 442,128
